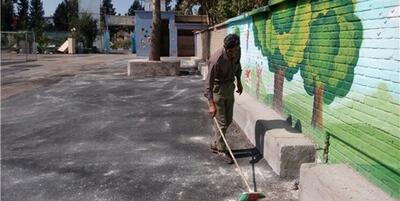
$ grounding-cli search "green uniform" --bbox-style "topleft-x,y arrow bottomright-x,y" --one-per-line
204,48 -> 242,152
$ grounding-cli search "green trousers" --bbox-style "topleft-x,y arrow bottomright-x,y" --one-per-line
212,82 -> 235,152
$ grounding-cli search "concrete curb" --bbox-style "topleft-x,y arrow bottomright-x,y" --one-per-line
198,62 -> 208,80
299,163 -> 396,201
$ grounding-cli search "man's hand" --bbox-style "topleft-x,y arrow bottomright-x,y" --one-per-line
236,83 -> 243,95
208,100 -> 217,117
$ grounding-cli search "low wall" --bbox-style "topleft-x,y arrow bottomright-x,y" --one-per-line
196,0 -> 399,198
127,59 -> 180,78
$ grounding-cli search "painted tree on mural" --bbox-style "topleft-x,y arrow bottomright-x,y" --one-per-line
252,0 -> 311,112
301,1 -> 363,128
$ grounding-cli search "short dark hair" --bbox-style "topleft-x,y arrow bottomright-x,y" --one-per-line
224,34 -> 240,49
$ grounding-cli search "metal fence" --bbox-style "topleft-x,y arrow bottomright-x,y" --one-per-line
1,31 -> 38,65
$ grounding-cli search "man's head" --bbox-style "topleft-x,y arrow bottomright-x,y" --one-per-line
224,34 -> 240,59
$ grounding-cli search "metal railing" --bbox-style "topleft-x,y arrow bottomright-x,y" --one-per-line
1,31 -> 38,65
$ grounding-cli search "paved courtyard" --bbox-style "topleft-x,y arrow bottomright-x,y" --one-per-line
1,54 -> 298,201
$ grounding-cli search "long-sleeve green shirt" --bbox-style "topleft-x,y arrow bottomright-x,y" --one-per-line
204,47 -> 242,101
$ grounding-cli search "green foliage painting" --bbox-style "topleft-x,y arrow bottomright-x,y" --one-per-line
252,0 -> 362,127
301,0 -> 363,128
252,0 -> 311,113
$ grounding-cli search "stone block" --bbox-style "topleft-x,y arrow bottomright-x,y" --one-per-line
68,38 -> 76,54
127,59 -> 180,78
233,92 -> 316,178
265,132 -> 315,178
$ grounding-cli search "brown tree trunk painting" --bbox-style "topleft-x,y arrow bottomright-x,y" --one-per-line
312,81 -> 324,128
273,67 -> 285,113
149,0 -> 161,61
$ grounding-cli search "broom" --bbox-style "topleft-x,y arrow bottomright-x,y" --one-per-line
213,117 -> 266,201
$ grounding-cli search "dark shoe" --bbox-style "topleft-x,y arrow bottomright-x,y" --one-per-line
210,144 -> 219,153
217,152 -> 233,164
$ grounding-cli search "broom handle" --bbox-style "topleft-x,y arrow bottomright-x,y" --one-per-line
214,117 -> 253,192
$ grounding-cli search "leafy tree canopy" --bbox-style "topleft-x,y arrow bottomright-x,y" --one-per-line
76,13 -> 98,48
16,0 -> 30,30
253,0 -> 311,80
127,0 -> 144,16
1,0 -> 16,31
29,0 -> 45,38
175,0 -> 267,24
53,1 -> 68,31
53,0 -> 79,32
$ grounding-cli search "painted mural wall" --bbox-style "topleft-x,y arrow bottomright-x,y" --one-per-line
227,0 -> 399,198
134,12 -> 177,57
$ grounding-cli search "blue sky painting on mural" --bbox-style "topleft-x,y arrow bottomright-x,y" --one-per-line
351,0 -> 400,101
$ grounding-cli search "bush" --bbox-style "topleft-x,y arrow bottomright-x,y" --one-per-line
81,47 -> 99,54
111,39 -> 130,49
73,13 -> 98,48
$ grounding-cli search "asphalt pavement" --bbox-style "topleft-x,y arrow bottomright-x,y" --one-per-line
1,55 -> 297,201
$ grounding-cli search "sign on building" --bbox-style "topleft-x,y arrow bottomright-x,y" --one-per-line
105,16 -> 135,26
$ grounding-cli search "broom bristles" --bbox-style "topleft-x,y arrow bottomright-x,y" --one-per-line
239,192 -> 266,201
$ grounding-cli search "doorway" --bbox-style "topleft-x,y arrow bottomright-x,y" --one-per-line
160,20 -> 170,56
178,30 -> 195,57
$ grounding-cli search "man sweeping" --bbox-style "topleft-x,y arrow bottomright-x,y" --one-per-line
205,34 -> 266,201
204,34 -> 243,164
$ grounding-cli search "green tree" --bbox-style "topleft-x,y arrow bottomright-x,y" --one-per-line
301,0 -> 363,128
215,0 -> 236,21
53,0 -> 79,32
177,0 -> 194,15
252,0 -> 311,113
29,0 -> 45,39
1,0 -> 15,31
53,1 -> 68,31
149,0 -> 161,61
16,0 -> 29,30
77,13 -> 98,48
127,0 -> 144,16
176,0 -> 224,22
100,0 -> 116,30
67,0 -> 79,30
175,0 -> 268,24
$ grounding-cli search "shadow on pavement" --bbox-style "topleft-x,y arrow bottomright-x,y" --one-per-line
232,148 -> 263,192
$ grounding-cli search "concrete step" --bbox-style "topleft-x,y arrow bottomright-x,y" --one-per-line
180,57 -> 202,68
179,66 -> 199,75
127,59 -> 180,78
300,163 -> 396,201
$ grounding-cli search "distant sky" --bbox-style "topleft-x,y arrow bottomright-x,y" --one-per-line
43,0 -> 145,16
